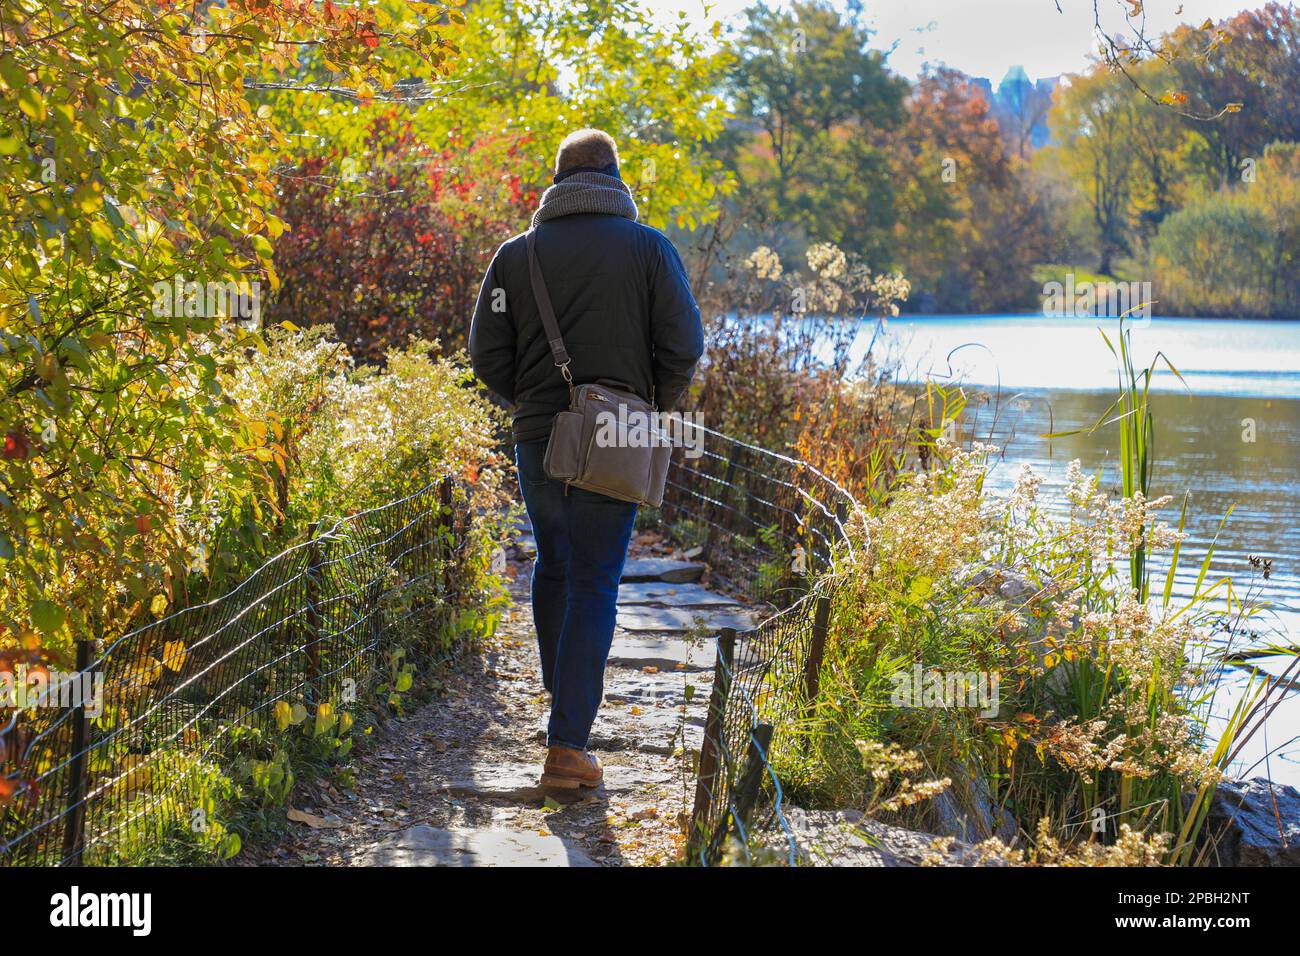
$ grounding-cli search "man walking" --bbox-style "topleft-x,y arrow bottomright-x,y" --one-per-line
469,129 -> 703,790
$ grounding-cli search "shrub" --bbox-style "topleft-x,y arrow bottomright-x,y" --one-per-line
268,124 -> 536,363
213,324 -> 513,585
784,431 -> 1266,863
1146,143 -> 1300,318
0,0 -> 455,655
690,241 -> 915,497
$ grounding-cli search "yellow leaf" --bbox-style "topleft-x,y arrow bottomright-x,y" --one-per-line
123,658 -> 163,689
162,640 -> 187,672
149,593 -> 168,617
117,755 -> 152,793
17,86 -> 45,122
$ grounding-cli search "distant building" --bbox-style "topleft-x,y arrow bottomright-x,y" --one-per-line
970,66 -> 1060,154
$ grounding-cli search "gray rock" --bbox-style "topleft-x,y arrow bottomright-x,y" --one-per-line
964,564 -> 1063,625
621,558 -> 704,583
963,562 -> 1073,694
359,825 -> 596,867
761,807 -> 1000,867
924,763 -> 1019,845
1202,777 -> 1300,866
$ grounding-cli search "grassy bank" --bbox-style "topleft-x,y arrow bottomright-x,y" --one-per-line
690,266 -> 1289,863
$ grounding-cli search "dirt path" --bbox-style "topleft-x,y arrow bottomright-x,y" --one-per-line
247,523 -> 755,867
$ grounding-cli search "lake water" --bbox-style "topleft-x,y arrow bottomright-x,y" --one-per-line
859,315 -> 1300,785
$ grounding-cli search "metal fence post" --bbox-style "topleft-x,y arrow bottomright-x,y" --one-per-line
61,638 -> 95,866
690,627 -> 736,851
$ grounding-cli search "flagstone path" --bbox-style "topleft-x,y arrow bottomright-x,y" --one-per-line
247,522 -> 757,867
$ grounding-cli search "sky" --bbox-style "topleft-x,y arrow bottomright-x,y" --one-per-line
647,0 -> 1267,81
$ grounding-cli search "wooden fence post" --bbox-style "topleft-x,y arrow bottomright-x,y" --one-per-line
803,594 -> 832,714
303,522 -> 323,699
61,638 -> 96,866
435,477 -> 457,630
702,456 -> 738,566
436,475 -> 454,570
660,445 -> 682,529
690,627 -> 736,852
726,722 -> 776,855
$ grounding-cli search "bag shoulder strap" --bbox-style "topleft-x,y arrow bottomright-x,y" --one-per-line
526,229 -> 573,385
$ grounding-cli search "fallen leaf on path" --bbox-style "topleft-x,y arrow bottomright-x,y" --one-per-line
287,808 -> 345,829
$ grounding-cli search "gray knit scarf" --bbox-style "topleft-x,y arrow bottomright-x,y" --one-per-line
531,171 -> 638,228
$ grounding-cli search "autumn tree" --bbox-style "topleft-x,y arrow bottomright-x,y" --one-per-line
888,69 -> 1051,311
0,0 -> 456,650
260,0 -> 735,236
268,124 -> 535,361
1046,66 -> 1142,274
723,0 -> 908,267
1163,5 -> 1300,185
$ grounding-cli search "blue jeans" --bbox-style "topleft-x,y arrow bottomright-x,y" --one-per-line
515,440 -> 638,751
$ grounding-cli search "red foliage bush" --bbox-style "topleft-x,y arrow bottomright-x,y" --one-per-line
270,118 -> 537,362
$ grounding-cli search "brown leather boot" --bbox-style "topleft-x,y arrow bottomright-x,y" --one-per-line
541,745 -> 603,790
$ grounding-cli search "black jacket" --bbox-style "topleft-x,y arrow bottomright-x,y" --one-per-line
468,213 -> 703,443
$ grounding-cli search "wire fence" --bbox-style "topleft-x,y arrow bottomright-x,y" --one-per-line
0,477 -> 470,866
651,425 -> 860,866
659,425 -> 855,604
2,421 -> 857,868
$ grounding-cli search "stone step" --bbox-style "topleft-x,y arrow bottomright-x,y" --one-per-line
359,825 -> 596,867
589,707 -> 704,756
617,581 -> 740,607
602,670 -> 701,706
621,557 -> 705,583
607,634 -> 716,672
427,761 -> 641,804
616,605 -> 754,634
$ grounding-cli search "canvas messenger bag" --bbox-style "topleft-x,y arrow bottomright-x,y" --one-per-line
526,229 -> 672,506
